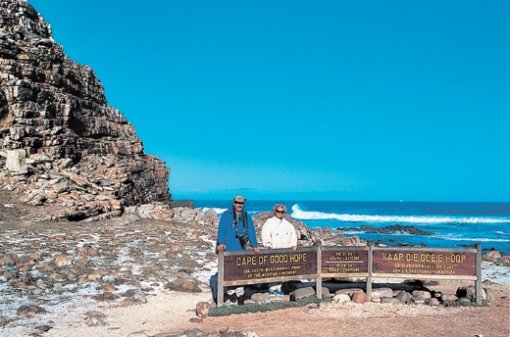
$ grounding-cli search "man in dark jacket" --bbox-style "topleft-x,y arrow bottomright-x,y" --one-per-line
211,195 -> 259,303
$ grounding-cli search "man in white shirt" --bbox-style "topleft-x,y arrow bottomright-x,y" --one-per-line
261,204 -> 298,295
261,204 -> 298,250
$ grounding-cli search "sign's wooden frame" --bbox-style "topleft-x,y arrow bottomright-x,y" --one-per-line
217,244 -> 482,306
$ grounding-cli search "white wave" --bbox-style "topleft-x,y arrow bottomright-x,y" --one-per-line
200,207 -> 227,215
435,234 -> 510,243
290,204 -> 510,224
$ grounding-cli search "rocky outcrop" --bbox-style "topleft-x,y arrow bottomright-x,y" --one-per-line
0,0 -> 171,220
336,225 -> 433,236
124,203 -> 219,226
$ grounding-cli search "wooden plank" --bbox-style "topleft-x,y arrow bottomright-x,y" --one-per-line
223,246 -> 318,256
322,246 -> 370,250
321,273 -> 369,278
372,273 -> 477,280
223,249 -> 318,282
372,249 -> 477,276
372,247 -> 477,253
224,274 -> 319,287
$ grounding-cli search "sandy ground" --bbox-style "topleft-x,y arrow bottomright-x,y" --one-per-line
28,280 -> 508,337
197,281 -> 510,337
41,290 -> 209,337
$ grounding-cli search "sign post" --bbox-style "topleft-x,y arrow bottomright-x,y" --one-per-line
218,251 -> 225,306
475,244 -> 482,304
316,243 -> 322,300
367,242 -> 373,301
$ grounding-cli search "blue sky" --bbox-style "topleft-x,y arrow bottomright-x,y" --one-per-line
30,0 -> 509,201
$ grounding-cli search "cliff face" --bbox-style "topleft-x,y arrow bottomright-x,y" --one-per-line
0,0 -> 171,220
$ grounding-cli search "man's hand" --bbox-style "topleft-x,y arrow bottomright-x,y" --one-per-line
246,246 -> 260,253
217,244 -> 226,252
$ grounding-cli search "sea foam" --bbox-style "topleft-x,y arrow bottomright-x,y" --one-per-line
435,234 -> 510,243
201,207 -> 227,215
290,204 -> 510,224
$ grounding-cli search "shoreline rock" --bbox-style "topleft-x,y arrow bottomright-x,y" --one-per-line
336,224 -> 434,236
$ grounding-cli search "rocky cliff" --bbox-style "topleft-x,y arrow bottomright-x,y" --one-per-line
0,0 -> 171,220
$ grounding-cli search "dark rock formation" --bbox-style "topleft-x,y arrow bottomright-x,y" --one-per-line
337,225 -> 433,236
0,0 -> 171,220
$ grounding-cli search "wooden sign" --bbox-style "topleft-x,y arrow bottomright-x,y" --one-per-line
218,245 -> 482,306
372,249 -> 477,276
321,248 -> 369,274
223,250 -> 318,282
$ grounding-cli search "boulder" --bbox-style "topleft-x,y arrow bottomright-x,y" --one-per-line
335,288 -> 365,297
6,149 -> 28,175
352,292 -> 368,304
427,298 -> 441,306
483,250 -> 502,262
251,292 -> 270,303
16,304 -> 46,316
52,254 -> 71,268
0,316 -> 10,327
333,293 -> 351,304
195,302 -> 209,319
371,288 -> 394,299
412,290 -> 432,301
381,298 -> 401,304
291,287 -> 316,301
500,255 -> 510,266
164,276 -> 202,293
84,311 -> 108,327
395,290 -> 413,303
321,286 -> 331,299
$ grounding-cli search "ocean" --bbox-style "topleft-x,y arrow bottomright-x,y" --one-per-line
194,200 -> 510,254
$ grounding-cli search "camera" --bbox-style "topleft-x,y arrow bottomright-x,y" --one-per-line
235,232 -> 249,248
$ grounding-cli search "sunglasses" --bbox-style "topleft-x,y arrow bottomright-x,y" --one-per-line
275,210 -> 285,214
234,202 -> 245,205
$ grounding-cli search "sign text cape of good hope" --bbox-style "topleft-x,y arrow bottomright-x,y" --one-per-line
223,249 -> 318,282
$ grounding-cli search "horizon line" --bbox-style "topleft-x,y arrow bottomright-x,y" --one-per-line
173,197 -> 510,204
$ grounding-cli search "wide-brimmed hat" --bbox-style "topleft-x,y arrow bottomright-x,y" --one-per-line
233,195 -> 247,203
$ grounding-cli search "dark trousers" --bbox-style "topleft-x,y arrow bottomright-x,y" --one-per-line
209,273 -> 222,303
